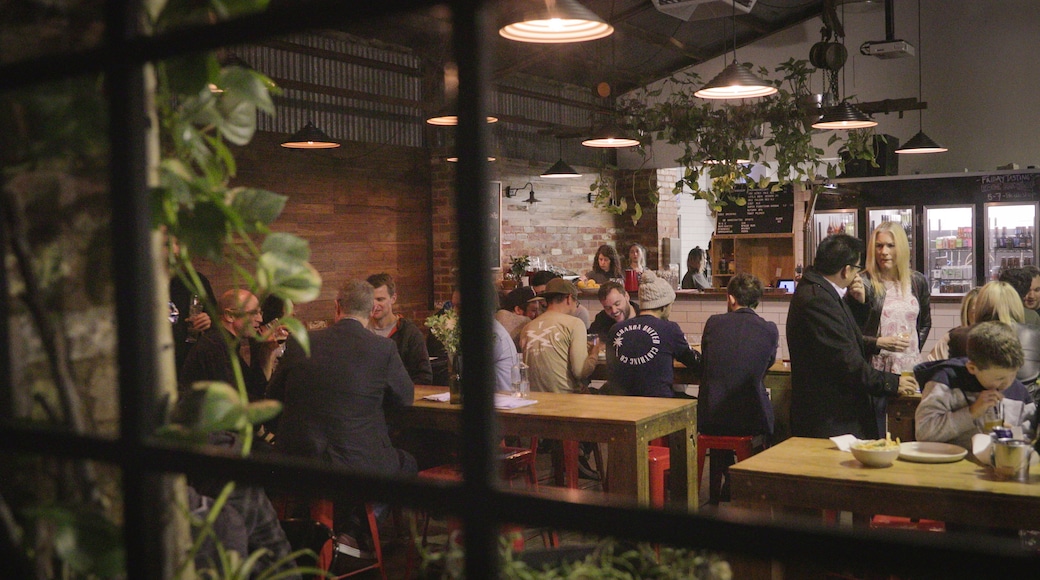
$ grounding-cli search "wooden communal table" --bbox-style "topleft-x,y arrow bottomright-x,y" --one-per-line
401,385 -> 698,509
729,437 -> 1040,529
589,359 -> 793,442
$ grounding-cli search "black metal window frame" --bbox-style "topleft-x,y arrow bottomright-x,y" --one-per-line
0,0 -> 1036,576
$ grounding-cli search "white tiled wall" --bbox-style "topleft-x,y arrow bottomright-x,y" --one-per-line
581,295 -> 964,361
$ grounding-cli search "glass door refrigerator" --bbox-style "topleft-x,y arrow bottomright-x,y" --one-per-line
985,202 -> 1038,280
812,209 -> 858,253
923,205 -> 975,296
867,206 -> 916,270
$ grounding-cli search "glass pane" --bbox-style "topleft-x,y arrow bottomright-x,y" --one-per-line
0,451 -> 124,576
0,76 -> 116,436
924,205 -> 975,295
985,202 -> 1038,280
0,0 -> 105,65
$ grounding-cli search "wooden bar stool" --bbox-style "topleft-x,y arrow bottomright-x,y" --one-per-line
696,434 -> 767,504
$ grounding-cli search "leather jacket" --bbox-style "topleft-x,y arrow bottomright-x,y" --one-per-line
846,270 -> 932,354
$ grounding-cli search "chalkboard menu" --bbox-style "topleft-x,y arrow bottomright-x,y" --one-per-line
979,172 -> 1040,202
715,186 -> 795,235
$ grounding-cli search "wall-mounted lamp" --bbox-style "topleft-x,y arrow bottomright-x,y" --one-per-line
504,182 -> 541,204
280,122 -> 341,149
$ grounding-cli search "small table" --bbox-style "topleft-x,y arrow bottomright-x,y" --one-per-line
400,385 -> 698,508
729,437 -> 1040,529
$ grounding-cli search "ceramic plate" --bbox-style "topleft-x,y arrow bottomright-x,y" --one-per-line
899,442 -> 967,463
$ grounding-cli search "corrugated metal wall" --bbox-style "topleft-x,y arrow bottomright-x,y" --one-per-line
238,32 -> 611,165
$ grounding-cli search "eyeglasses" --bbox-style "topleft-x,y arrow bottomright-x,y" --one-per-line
847,263 -> 865,273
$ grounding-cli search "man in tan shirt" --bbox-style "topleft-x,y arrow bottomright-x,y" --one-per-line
521,279 -> 603,393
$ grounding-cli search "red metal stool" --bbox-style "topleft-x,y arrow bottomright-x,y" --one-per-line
647,445 -> 671,507
696,434 -> 767,504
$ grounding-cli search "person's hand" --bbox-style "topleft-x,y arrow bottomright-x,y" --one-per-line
877,335 -> 910,352
897,375 -> 919,397
969,389 -> 1004,418
847,275 -> 866,303
188,312 -> 211,332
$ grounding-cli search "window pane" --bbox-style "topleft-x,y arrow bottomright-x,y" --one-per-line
0,75 -> 117,437
0,0 -> 105,65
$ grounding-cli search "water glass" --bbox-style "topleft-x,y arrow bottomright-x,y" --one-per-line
511,362 -> 530,398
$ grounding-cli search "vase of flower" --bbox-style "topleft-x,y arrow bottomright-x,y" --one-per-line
426,309 -> 461,404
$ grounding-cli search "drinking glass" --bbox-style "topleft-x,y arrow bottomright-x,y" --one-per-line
511,362 -> 529,398
982,400 -> 1004,432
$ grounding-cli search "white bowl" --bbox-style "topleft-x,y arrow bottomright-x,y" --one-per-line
851,444 -> 901,467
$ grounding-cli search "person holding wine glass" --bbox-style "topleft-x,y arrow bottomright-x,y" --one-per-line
847,221 -> 931,376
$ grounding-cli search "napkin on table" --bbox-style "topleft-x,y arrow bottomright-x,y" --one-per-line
829,434 -> 860,452
972,430 -> 1036,465
422,392 -> 451,402
421,391 -> 538,410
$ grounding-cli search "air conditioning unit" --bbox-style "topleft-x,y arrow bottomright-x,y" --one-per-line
651,0 -> 756,22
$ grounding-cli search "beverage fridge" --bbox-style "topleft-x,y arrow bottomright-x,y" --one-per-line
867,207 -> 915,270
812,209 -> 857,251
923,205 -> 975,296
985,202 -> 1038,280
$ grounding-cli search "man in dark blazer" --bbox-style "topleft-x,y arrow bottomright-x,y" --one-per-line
267,278 -> 415,565
698,272 -> 779,439
787,234 -> 918,439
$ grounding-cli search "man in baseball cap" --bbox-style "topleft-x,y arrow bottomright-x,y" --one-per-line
520,278 -> 602,394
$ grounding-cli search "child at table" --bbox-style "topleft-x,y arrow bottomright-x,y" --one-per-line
915,321 -> 1035,451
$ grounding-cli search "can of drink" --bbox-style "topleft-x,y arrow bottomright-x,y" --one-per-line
991,426 -> 1013,440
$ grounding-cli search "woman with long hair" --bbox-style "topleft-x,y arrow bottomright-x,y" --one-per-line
847,221 -> 931,374
925,287 -> 979,361
681,247 -> 710,289
585,244 -> 623,284
627,242 -> 647,273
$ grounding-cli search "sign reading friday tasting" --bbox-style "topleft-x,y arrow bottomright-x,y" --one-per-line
715,186 -> 795,235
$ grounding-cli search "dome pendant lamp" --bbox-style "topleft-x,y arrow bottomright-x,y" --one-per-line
280,122 -> 340,149
695,0 -> 776,99
812,101 -> 877,130
499,0 -> 613,44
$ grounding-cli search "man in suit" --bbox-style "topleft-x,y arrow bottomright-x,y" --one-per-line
787,234 -> 918,439
699,272 -> 779,438
267,278 -> 415,569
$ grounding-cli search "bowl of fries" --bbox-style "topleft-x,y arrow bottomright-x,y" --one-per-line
851,437 -> 901,467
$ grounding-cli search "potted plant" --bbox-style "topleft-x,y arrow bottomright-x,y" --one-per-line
508,255 -> 531,287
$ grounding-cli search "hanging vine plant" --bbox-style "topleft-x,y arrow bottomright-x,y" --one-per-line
615,59 -> 876,214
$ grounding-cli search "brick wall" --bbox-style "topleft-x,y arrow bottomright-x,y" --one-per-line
211,132 -> 433,325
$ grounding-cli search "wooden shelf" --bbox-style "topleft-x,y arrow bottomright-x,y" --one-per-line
711,234 -> 795,289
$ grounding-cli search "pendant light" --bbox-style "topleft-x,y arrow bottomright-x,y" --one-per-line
812,101 -> 877,130
280,122 -> 340,149
581,120 -> 640,148
695,0 -> 776,99
426,102 -> 499,126
541,158 -> 582,178
896,0 -> 946,154
499,0 -> 613,44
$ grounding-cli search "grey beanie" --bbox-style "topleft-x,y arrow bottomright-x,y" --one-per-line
638,270 -> 675,310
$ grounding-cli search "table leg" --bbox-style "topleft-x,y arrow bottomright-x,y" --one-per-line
607,436 -> 644,503
667,429 -> 695,510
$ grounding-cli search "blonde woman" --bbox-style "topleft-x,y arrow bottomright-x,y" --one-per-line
946,281 -> 1040,386
847,221 -> 931,374
925,287 -> 979,361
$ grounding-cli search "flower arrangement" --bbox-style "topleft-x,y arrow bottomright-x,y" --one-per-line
425,309 -> 460,357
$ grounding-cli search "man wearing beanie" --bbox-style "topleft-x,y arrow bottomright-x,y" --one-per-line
605,270 -> 701,397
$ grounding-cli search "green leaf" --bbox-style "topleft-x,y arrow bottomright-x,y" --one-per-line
257,254 -> 323,303
175,201 -> 229,262
631,202 -> 642,226
219,67 -> 277,115
245,400 -> 282,427
217,94 -> 259,145
26,506 -> 126,577
229,187 -> 287,229
262,232 -> 311,261
192,381 -> 247,432
164,53 -> 213,96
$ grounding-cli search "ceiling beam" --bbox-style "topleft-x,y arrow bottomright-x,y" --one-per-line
617,21 -> 707,64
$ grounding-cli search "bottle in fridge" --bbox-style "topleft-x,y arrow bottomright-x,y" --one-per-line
924,205 -> 975,295
985,202 -> 1038,280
